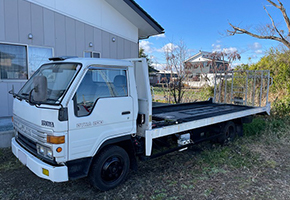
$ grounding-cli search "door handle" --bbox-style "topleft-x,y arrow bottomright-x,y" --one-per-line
122,111 -> 131,115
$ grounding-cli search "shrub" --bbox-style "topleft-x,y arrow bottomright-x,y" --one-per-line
243,117 -> 266,136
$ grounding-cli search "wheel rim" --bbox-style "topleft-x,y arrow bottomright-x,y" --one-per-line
101,156 -> 124,182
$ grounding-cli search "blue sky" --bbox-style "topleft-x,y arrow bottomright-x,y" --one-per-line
136,0 -> 290,69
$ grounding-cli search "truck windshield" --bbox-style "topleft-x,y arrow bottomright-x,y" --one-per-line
18,63 -> 81,104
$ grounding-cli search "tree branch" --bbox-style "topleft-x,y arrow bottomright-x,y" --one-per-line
267,0 -> 290,36
228,0 -> 290,49
228,23 -> 290,49
263,5 -> 285,39
267,0 -> 281,9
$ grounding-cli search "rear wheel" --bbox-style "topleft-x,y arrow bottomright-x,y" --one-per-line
89,145 -> 130,191
218,121 -> 236,145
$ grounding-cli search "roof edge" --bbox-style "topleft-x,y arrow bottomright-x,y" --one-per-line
124,0 -> 164,36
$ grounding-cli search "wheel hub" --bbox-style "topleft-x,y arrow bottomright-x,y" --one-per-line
102,157 -> 123,182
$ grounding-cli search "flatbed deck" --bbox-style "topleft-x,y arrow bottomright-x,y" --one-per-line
152,101 -> 255,126
144,100 -> 271,156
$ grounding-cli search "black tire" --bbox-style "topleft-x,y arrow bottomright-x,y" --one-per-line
218,121 -> 236,145
89,145 -> 130,191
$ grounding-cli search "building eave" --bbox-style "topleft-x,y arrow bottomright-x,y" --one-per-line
185,51 -> 230,63
184,51 -> 203,63
105,0 -> 164,39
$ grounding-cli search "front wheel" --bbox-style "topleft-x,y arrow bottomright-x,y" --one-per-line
89,145 -> 130,191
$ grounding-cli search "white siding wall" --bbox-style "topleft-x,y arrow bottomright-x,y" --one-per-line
25,0 -> 139,43
0,0 -> 139,117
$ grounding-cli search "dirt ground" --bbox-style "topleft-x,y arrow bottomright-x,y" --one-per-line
1,122 -> 290,200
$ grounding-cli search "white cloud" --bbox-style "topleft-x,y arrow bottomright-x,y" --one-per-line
255,49 -> 263,54
212,40 -> 239,55
152,34 -> 166,39
212,45 -> 238,54
152,63 -> 166,70
156,43 -> 178,53
139,40 -> 153,53
222,47 -> 238,54
212,42 -> 222,52
251,42 -> 262,50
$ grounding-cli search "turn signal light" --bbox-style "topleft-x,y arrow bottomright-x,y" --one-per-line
56,147 -> 62,153
47,135 -> 65,144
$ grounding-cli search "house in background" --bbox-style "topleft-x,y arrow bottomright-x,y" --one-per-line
149,70 -> 179,86
184,51 -> 229,87
0,0 -> 164,117
149,67 -> 159,86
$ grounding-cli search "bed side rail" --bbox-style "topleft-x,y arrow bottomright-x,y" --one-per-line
213,70 -> 272,107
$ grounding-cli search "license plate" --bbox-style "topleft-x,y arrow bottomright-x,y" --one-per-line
18,150 -> 27,165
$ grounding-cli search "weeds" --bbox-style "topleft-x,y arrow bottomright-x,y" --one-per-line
0,160 -> 23,171
196,143 -> 260,171
272,97 -> 290,117
243,117 -> 266,136
152,86 -> 214,104
190,114 -> 290,185
0,148 -> 23,172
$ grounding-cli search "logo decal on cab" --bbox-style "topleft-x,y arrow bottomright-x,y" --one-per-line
41,120 -> 55,128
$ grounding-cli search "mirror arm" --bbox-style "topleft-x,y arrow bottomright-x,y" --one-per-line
28,88 -> 36,105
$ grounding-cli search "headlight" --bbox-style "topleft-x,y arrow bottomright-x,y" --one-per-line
47,149 -> 53,159
37,144 -> 53,160
39,146 -> 45,155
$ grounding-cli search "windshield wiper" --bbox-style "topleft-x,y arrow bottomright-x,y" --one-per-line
9,85 -> 22,100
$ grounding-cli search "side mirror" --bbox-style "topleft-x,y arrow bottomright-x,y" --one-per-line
33,76 -> 47,102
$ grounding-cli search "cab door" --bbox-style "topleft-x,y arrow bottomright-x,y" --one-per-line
67,66 -> 134,160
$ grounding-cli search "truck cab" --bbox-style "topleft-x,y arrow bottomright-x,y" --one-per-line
11,57 -> 150,190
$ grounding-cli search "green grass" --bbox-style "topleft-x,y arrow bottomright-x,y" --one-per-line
191,115 -> 290,180
152,86 -> 214,103
196,143 -> 261,171
243,117 -> 267,136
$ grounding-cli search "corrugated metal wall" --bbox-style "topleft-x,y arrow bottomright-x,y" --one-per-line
0,0 -> 138,117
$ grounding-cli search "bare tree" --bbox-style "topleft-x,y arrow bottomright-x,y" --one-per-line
228,0 -> 290,49
209,51 -> 241,103
210,51 -> 241,72
164,41 -> 189,103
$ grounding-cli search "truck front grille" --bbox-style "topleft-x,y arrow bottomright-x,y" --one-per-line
17,132 -> 37,155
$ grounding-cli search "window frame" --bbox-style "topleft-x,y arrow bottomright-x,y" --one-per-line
83,51 -> 101,58
73,65 -> 129,117
27,45 -> 54,79
0,42 -> 54,82
0,42 -> 28,81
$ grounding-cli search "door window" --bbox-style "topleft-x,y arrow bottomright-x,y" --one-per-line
74,68 -> 128,117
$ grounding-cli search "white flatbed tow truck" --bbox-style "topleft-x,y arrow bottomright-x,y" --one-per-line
10,57 -> 271,191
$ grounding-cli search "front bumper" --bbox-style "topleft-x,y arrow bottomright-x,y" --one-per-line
11,137 -> 68,182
